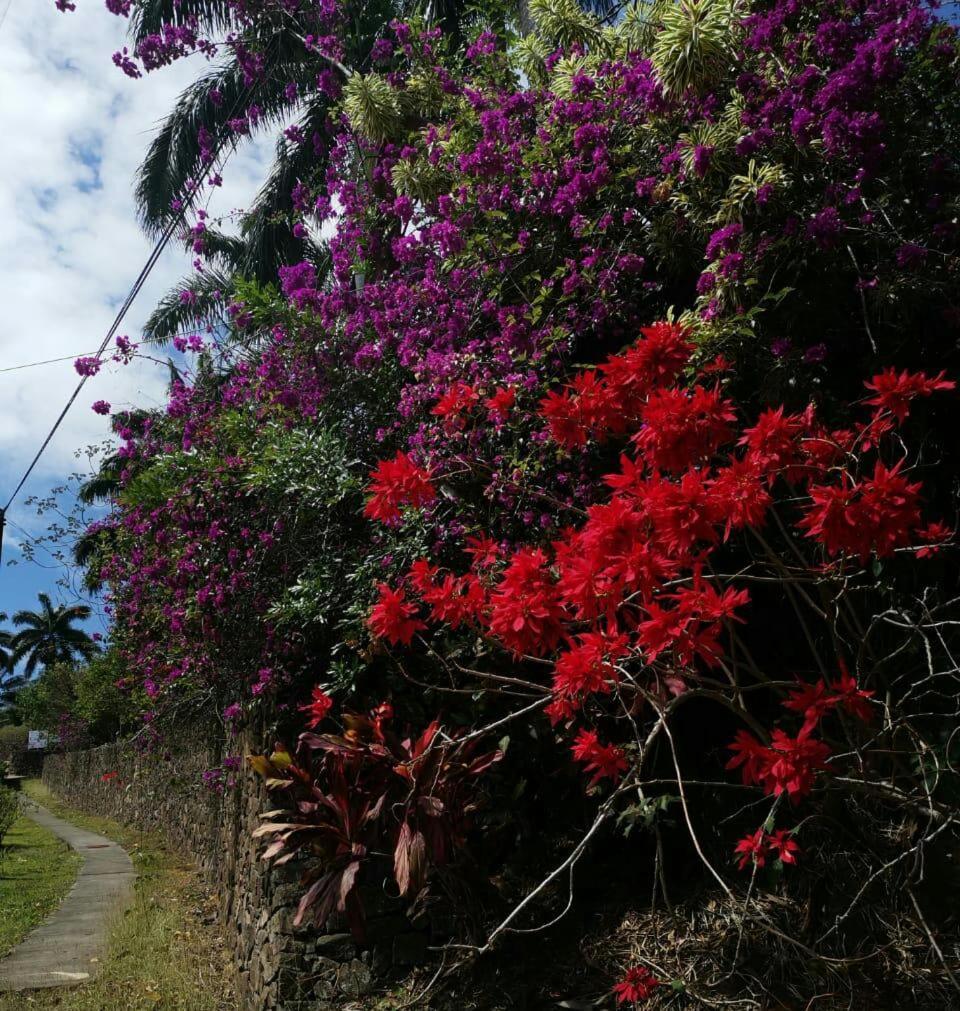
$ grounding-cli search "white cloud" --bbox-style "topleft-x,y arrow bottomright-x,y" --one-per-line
0,1 -> 272,529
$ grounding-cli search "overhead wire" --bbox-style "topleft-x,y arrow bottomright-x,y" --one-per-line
1,28 -> 282,564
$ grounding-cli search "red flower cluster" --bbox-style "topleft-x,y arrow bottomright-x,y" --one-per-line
363,325 -> 952,816
734,827 -> 800,870
864,368 -> 954,423
727,728 -> 831,802
299,686 -> 334,729
364,451 -> 436,524
571,728 -> 629,787
798,462 -> 922,560
612,965 -> 661,1004
368,584 -> 426,645
784,670 -> 874,735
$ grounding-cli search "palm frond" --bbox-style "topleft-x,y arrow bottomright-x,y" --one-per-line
142,268 -> 235,345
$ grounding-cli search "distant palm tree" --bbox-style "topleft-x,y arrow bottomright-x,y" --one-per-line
0,613 -> 11,672
0,613 -> 26,722
10,596 -> 98,677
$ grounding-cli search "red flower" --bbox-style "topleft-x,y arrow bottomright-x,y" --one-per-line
364,452 -> 436,525
299,686 -> 334,729
784,678 -> 837,735
767,829 -> 800,865
368,584 -> 426,646
864,368 -> 954,423
552,632 -> 628,700
612,965 -> 660,1004
432,381 -> 479,424
914,520 -> 953,559
540,370 -> 619,448
727,728 -> 830,802
734,827 -> 768,870
734,827 -> 800,870
488,548 -> 565,655
633,384 -> 736,473
831,669 -> 874,723
484,386 -> 516,424
739,407 -> 805,477
464,534 -> 500,569
571,728 -> 628,787
100,771 -> 119,782
601,322 -> 692,414
422,573 -> 487,629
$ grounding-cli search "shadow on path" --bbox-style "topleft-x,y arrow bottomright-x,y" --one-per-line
0,801 -> 135,992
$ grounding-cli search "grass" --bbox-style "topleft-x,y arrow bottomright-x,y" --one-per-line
0,781 -> 237,1011
0,808 -> 81,958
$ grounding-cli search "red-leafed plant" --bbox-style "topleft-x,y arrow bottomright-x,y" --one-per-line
250,702 -> 501,938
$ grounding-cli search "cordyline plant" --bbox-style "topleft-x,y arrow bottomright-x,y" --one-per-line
57,0 -> 960,1005
250,702 -> 501,938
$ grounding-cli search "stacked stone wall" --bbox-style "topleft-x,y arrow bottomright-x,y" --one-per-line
43,729 -> 429,1009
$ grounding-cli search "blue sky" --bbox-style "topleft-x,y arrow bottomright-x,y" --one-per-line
0,3 -> 269,636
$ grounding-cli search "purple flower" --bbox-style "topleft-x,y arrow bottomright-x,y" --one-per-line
74,356 -> 102,377
803,343 -> 828,364
92,400 -> 111,415
896,243 -> 927,269
770,337 -> 792,359
806,207 -> 844,249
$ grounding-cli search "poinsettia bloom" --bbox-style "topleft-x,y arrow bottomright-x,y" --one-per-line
798,462 -> 922,561
915,520 -> 953,558
784,678 -> 837,735
727,728 -> 830,801
634,385 -> 737,472
612,965 -> 660,1004
364,451 -> 436,525
864,368 -> 954,423
571,728 -> 628,786
432,381 -> 479,421
734,827 -> 800,869
407,558 -> 440,593
552,633 -> 628,700
464,534 -> 500,569
489,548 -> 564,655
299,686 -> 334,729
540,370 -> 619,448
831,671 -> 874,722
422,573 -> 487,628
368,584 -> 426,646
484,386 -> 516,423
767,829 -> 800,865
601,322 -> 692,413
734,827 -> 768,870
739,407 -> 805,478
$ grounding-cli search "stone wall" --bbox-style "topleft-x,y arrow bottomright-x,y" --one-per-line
42,730 -> 429,1010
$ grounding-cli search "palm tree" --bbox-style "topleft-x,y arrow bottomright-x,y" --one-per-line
0,613 -> 26,722
127,0 -> 533,343
0,614 -> 11,673
10,595 -> 98,678
130,0 -> 400,343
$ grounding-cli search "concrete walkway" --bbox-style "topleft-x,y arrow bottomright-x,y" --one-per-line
0,800 -> 135,992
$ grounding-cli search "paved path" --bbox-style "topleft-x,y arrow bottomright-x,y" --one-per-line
0,800 -> 135,992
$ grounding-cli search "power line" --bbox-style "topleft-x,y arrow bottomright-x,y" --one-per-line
1,31 -> 281,562
0,351 -> 100,374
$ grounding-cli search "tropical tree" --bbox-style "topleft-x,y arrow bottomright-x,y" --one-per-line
0,614 -> 11,673
0,614 -> 22,724
10,595 -> 98,677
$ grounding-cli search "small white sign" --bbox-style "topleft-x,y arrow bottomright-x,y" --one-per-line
26,731 -> 49,751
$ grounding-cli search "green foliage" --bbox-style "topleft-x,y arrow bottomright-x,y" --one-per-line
0,787 -> 18,849
14,652 -> 135,745
651,0 -> 742,97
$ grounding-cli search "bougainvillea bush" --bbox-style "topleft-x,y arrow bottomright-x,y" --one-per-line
64,0 -> 960,1006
